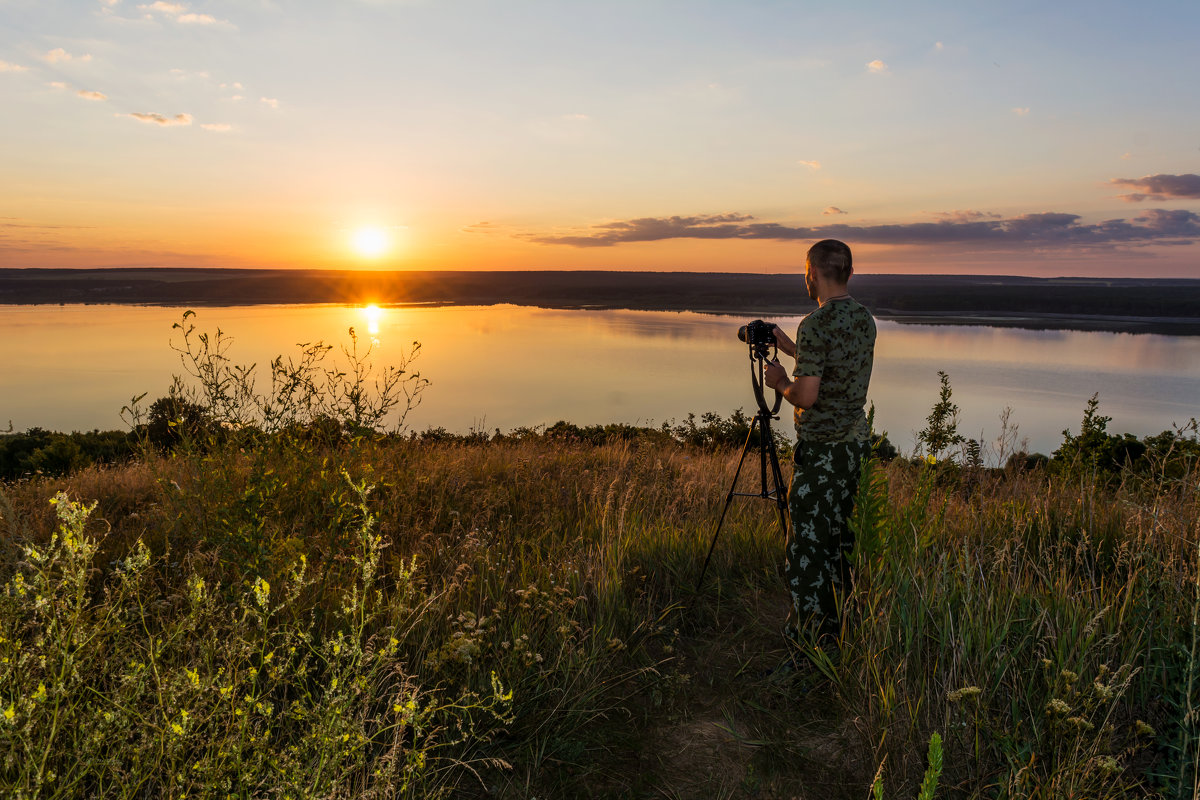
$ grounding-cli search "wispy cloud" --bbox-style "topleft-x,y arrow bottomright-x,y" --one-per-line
49,81 -> 68,89
931,210 -> 1002,223
200,122 -> 231,132
1112,173 -> 1200,202
138,1 -> 229,26
526,209 -> 1200,249
44,48 -> 92,63
866,59 -> 889,74
260,96 -> 279,109
0,60 -> 30,73
797,160 -> 821,170
77,90 -> 107,101
823,207 -> 846,215
124,111 -> 193,126
1011,107 -> 1030,117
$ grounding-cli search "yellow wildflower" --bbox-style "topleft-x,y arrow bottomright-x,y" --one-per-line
253,577 -> 270,610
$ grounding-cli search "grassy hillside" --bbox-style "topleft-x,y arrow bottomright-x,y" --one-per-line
1,423 -> 1197,798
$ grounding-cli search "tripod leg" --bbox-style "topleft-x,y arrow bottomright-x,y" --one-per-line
766,434 -> 791,541
696,415 -> 761,592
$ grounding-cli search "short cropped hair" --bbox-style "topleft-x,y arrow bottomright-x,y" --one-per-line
807,239 -> 853,283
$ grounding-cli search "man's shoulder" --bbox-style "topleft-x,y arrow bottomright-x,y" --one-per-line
808,300 -> 874,328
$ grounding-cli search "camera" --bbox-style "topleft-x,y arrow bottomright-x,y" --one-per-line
737,319 -> 776,357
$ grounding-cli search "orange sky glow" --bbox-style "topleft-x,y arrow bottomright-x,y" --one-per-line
2,1 -> 1198,277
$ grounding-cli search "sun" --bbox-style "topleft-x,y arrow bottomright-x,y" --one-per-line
352,227 -> 390,258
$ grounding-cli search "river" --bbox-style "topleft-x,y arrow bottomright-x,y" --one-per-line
2,303 -> 1197,460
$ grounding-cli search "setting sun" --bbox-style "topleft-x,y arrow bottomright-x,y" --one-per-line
352,228 -> 389,258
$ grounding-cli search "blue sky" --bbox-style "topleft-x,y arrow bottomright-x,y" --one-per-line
2,0 -> 1198,275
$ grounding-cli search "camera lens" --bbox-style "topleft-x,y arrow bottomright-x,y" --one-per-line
737,325 -> 749,343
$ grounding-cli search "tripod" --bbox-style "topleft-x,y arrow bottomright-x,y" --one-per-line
696,340 -> 791,591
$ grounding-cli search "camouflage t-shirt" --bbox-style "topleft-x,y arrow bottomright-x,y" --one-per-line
792,298 -> 876,443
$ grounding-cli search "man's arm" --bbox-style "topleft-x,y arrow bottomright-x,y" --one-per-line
764,361 -> 820,409
772,325 -> 796,359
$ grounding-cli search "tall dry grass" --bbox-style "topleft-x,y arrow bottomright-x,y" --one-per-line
0,428 -> 1195,798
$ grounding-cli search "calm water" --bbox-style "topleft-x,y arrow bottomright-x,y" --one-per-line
2,303 -> 1198,460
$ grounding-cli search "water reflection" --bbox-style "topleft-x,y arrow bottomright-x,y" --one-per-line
1,303 -> 1196,460
363,304 -> 382,341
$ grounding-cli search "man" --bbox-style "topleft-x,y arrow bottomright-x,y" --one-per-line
764,239 -> 876,648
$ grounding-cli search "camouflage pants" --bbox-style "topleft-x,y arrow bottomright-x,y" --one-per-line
786,440 -> 869,640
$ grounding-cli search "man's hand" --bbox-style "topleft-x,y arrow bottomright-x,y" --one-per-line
764,358 -> 789,392
764,359 -> 820,410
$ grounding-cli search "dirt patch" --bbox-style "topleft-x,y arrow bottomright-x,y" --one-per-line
628,586 -> 870,799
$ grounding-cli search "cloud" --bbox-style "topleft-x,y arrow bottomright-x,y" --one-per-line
1012,107 -> 1030,116
124,111 -> 193,126
260,96 -> 279,109
1121,152 -> 1132,160
866,59 -> 889,74
462,221 -> 499,234
139,1 -> 228,26
77,90 -> 107,101
200,122 -> 231,132
231,94 -> 244,101
935,41 -> 944,51
930,210 -> 1003,223
49,81 -> 68,89
823,207 -> 846,216
0,60 -> 30,72
1112,173 -> 1200,202
45,48 -> 92,63
142,0 -> 184,10
526,209 -> 1200,249
797,160 -> 821,170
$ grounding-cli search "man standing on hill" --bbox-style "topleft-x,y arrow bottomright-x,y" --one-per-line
764,239 -> 876,650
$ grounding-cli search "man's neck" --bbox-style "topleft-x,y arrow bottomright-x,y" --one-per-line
818,285 -> 851,306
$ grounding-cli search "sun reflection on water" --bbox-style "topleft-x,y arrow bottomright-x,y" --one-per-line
363,304 -> 383,345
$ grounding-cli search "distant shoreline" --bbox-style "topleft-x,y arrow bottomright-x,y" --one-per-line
4,267 -> 1200,335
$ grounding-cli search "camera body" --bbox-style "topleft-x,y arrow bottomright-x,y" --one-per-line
737,319 -> 776,358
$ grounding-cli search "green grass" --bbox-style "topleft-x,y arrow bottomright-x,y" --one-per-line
1,429 -> 1196,798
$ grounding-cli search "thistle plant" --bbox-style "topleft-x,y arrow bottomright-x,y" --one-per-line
163,309 -> 429,436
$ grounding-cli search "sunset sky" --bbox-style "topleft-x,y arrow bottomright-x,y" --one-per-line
2,0 -> 1198,276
